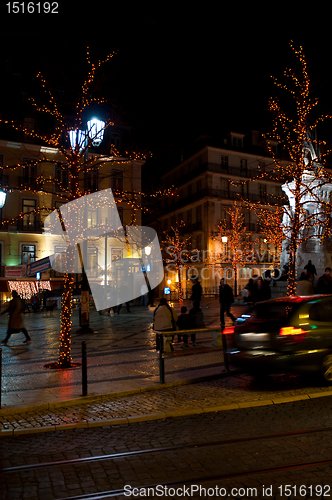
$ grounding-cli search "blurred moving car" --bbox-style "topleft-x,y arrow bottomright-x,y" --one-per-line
225,295 -> 332,383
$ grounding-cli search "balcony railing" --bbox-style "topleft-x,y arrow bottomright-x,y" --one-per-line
17,218 -> 43,232
18,176 -> 42,190
167,187 -> 288,211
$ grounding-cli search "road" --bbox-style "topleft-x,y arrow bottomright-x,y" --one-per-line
2,395 -> 332,499
2,298 -> 332,499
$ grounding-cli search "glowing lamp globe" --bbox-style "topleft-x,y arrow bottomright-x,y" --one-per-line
87,118 -> 105,147
0,191 -> 6,208
69,130 -> 85,153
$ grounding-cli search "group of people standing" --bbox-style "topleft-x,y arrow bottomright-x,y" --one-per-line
296,260 -> 332,295
152,278 -> 205,349
153,277 -> 240,346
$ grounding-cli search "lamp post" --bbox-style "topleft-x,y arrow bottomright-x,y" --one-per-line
69,118 -> 105,333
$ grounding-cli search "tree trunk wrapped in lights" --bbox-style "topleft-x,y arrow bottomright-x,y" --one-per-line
58,273 -> 75,368
1,49 -> 117,369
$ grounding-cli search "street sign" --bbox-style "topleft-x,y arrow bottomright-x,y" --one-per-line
27,255 -> 54,276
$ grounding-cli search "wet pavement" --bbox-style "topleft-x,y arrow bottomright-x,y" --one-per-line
1,297 -> 332,435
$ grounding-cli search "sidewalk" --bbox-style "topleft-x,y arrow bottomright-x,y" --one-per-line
1,297 -> 332,435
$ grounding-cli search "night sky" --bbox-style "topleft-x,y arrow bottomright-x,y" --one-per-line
2,5 -> 332,171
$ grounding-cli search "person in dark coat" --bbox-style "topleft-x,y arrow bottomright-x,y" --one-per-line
177,305 -> 192,347
304,260 -> 317,282
190,278 -> 202,305
1,290 -> 31,345
188,300 -> 206,346
219,278 -> 236,326
252,277 -> 271,303
316,268 -> 332,294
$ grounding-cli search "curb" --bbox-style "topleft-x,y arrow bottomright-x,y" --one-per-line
0,369 -> 239,416
2,390 -> 332,437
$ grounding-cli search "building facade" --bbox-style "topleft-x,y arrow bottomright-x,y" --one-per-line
155,131 -> 289,298
0,139 -> 144,303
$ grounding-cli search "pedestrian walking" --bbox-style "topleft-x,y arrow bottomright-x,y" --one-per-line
219,278 -> 236,327
1,290 -> 31,345
190,278 -> 202,306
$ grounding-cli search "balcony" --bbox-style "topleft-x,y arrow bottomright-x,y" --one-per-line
18,176 -> 42,191
167,187 -> 288,211
17,218 -> 43,232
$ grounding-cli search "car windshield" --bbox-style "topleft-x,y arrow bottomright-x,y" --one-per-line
253,302 -> 300,321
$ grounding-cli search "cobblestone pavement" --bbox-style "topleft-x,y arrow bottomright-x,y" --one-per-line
1,298 -> 332,436
0,297 -> 227,409
1,397 -> 332,499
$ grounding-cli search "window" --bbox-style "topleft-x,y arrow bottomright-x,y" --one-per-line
87,209 -> 98,228
111,248 -> 123,261
55,163 -> 69,191
22,199 -> 36,230
117,206 -> 124,225
111,133 -> 121,151
196,205 -> 202,222
22,158 -> 37,188
187,209 -> 192,226
87,248 -> 98,276
111,169 -> 123,191
231,135 -> 243,148
240,159 -> 247,173
259,184 -> 267,201
221,155 -> 228,168
21,244 -> 36,265
84,170 -> 98,193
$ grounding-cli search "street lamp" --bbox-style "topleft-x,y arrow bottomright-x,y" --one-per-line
70,118 -> 106,334
87,118 -> 105,147
69,118 -> 105,153
144,246 -> 151,256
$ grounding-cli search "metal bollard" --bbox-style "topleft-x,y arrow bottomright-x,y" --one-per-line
158,334 -> 165,384
221,325 -> 229,372
82,341 -> 88,396
0,348 -> 2,409
221,325 -> 230,371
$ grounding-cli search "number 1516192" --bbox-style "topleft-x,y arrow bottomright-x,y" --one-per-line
6,2 -> 59,13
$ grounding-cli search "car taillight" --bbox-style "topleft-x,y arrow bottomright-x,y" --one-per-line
223,326 -> 235,335
279,326 -> 306,343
